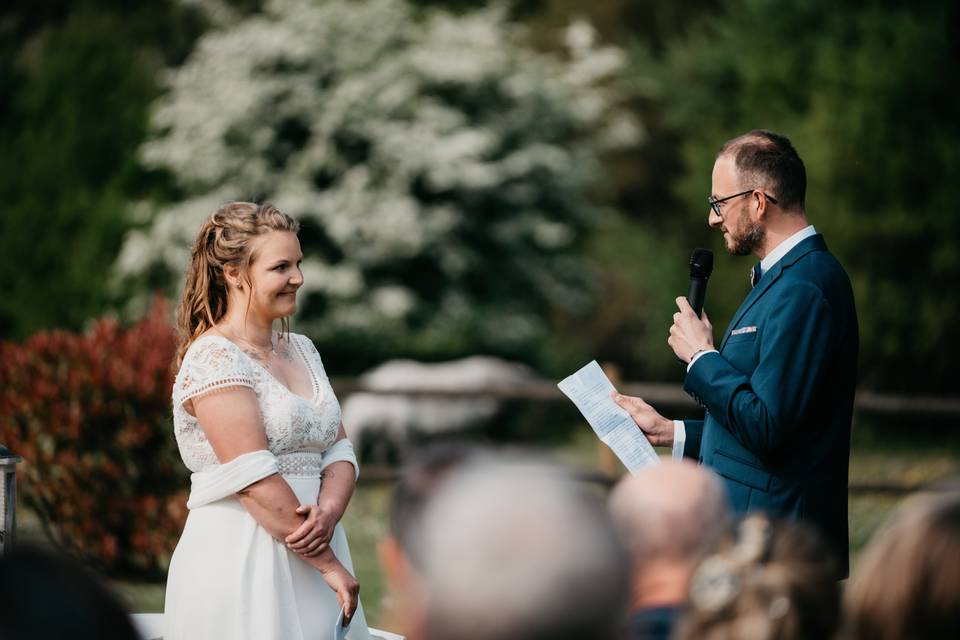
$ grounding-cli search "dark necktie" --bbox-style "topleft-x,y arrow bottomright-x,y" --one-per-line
750,263 -> 762,288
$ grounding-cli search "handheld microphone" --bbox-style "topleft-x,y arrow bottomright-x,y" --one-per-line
687,248 -> 713,318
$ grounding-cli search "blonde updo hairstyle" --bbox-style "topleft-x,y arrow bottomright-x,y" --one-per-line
175,202 -> 300,367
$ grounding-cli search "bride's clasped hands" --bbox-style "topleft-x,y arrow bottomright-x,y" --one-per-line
287,494 -> 360,619
287,503 -> 340,557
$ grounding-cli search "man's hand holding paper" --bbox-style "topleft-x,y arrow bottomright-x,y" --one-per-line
611,393 -> 675,447
557,361 -> 661,473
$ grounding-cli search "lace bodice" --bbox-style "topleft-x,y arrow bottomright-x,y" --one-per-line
172,333 -> 341,473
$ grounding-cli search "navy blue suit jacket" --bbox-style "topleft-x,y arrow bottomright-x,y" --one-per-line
626,605 -> 682,640
683,234 -> 858,577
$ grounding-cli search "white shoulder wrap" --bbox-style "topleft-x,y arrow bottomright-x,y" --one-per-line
320,438 -> 359,481
186,449 -> 279,509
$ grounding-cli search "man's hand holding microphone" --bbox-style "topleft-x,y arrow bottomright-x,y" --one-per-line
613,249 -> 716,447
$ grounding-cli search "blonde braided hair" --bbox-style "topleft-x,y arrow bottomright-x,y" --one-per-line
175,202 -> 300,367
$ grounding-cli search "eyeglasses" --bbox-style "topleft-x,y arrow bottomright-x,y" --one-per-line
707,189 -> 778,217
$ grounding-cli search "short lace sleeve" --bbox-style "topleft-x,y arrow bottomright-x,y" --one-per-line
174,337 -> 255,412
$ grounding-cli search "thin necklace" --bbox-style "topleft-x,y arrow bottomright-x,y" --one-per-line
222,323 -> 277,363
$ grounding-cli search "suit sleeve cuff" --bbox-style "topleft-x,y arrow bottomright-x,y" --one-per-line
687,349 -> 718,373
671,420 -> 686,460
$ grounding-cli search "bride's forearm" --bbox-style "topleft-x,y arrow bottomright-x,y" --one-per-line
237,473 -> 306,540
316,460 -> 356,521
238,479 -> 343,574
300,545 -> 342,573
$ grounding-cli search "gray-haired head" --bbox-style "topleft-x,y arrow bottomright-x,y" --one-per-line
609,460 -> 730,572
415,455 -> 630,640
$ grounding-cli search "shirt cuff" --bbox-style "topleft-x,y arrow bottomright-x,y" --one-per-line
671,420 -> 686,460
687,349 -> 718,373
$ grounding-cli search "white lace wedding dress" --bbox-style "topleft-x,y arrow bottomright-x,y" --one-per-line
164,334 -> 371,640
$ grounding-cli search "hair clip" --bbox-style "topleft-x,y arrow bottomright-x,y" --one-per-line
733,514 -> 773,564
689,515 -> 775,613
689,554 -> 741,612
768,595 -> 791,620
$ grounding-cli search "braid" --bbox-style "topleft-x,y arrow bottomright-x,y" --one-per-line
174,202 -> 299,367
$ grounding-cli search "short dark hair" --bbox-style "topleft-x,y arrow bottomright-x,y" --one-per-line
718,130 -> 806,212
390,442 -> 478,567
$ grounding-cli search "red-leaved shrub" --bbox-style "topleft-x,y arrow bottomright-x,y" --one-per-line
0,298 -> 188,576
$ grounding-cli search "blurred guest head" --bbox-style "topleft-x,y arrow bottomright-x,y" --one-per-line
674,513 -> 840,640
387,441 -> 480,568
844,490 -> 960,640
410,455 -> 629,640
608,460 -> 729,640
0,545 -> 140,640
378,442 -> 480,635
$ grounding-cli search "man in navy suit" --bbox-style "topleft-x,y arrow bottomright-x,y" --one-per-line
615,130 -> 858,578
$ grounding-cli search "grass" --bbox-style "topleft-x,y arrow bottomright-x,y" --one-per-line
17,414 -> 960,628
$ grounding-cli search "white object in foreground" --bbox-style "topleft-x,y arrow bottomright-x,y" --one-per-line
557,360 -> 660,472
130,613 -> 404,640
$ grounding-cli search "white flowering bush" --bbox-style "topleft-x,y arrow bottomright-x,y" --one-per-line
116,0 -> 640,366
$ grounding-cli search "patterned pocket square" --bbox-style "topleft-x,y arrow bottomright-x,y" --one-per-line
731,325 -> 757,336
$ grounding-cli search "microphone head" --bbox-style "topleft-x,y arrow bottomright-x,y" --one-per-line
689,248 -> 714,278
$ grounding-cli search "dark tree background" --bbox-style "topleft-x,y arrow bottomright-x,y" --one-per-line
2,0 -> 957,394
0,1 -> 204,336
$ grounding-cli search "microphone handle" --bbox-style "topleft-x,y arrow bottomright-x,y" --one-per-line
687,277 -> 708,318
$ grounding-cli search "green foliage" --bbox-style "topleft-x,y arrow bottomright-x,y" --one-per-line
0,299 -> 186,576
639,0 -> 960,392
4,0 -> 954,394
117,0 -> 640,374
537,214 -> 688,381
0,2 -> 205,339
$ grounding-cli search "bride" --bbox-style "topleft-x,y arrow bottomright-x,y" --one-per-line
164,202 -> 371,640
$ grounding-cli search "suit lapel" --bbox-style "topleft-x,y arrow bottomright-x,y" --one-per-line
720,264 -> 781,350
719,235 -> 827,351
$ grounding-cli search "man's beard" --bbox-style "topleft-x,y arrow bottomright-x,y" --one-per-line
726,214 -> 765,256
